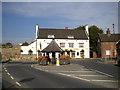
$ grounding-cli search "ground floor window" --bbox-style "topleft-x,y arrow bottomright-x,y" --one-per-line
106,50 -> 111,55
28,51 -> 33,55
28,49 -> 33,55
80,49 -> 84,58
38,51 -> 42,56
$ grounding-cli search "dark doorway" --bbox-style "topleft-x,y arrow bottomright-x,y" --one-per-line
52,52 -> 56,64
52,52 -> 55,58
47,52 -> 49,57
90,51 -> 93,58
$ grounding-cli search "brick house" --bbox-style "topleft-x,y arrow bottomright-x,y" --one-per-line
98,28 -> 120,58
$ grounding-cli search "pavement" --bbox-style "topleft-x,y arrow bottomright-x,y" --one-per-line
32,63 -> 119,88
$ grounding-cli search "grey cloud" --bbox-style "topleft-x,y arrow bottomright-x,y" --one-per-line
3,2 -> 118,33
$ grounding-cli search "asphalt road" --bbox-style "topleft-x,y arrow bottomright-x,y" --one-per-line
2,60 -> 119,89
2,63 -> 106,88
71,59 -> 120,80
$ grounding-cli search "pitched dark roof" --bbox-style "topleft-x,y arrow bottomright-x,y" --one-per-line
99,34 -> 120,42
37,28 -> 88,40
41,40 -> 63,52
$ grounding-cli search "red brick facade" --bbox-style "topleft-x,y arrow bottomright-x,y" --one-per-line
99,42 -> 116,58
98,28 -> 120,58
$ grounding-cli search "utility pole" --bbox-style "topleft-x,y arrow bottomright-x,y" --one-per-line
36,24 -> 39,60
36,37 -> 37,60
112,24 -> 116,59
112,24 -> 115,34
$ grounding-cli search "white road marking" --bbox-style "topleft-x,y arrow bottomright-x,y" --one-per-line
77,75 -> 107,77
5,69 -> 7,72
58,73 -> 90,82
58,73 -> 117,82
80,65 -> 85,68
80,69 -> 89,70
7,72 -> 10,75
58,73 -> 71,76
4,67 -> 6,70
16,82 -> 21,87
91,79 -> 118,82
60,71 -> 92,72
94,70 -> 113,77
10,76 -> 14,79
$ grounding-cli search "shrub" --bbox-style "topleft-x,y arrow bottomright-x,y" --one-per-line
38,56 -> 48,61
59,55 -> 71,60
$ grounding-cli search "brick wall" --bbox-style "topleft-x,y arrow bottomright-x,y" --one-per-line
2,45 -> 36,61
100,42 -> 116,58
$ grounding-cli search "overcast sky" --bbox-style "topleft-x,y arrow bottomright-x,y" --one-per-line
2,2 -> 119,45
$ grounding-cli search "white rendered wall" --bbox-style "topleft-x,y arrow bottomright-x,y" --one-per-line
21,41 -> 37,54
21,39 -> 90,58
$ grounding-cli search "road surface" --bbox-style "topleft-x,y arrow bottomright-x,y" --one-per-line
2,60 -> 119,89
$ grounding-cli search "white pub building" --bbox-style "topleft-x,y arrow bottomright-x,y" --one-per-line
21,24 -> 90,59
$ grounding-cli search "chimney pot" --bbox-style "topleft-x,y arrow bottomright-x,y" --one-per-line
65,27 -> 68,29
106,28 -> 110,34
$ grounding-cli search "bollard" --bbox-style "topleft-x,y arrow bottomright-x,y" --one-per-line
56,58 -> 60,66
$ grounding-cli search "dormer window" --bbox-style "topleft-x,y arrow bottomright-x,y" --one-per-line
68,35 -> 74,39
47,35 -> 55,38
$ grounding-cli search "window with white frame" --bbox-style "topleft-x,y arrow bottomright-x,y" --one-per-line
69,43 -> 74,48
79,43 -> 84,48
106,50 -> 111,55
60,43 -> 65,48
47,35 -> 55,38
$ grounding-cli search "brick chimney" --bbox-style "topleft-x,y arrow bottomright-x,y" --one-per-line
106,28 -> 110,35
65,27 -> 68,29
